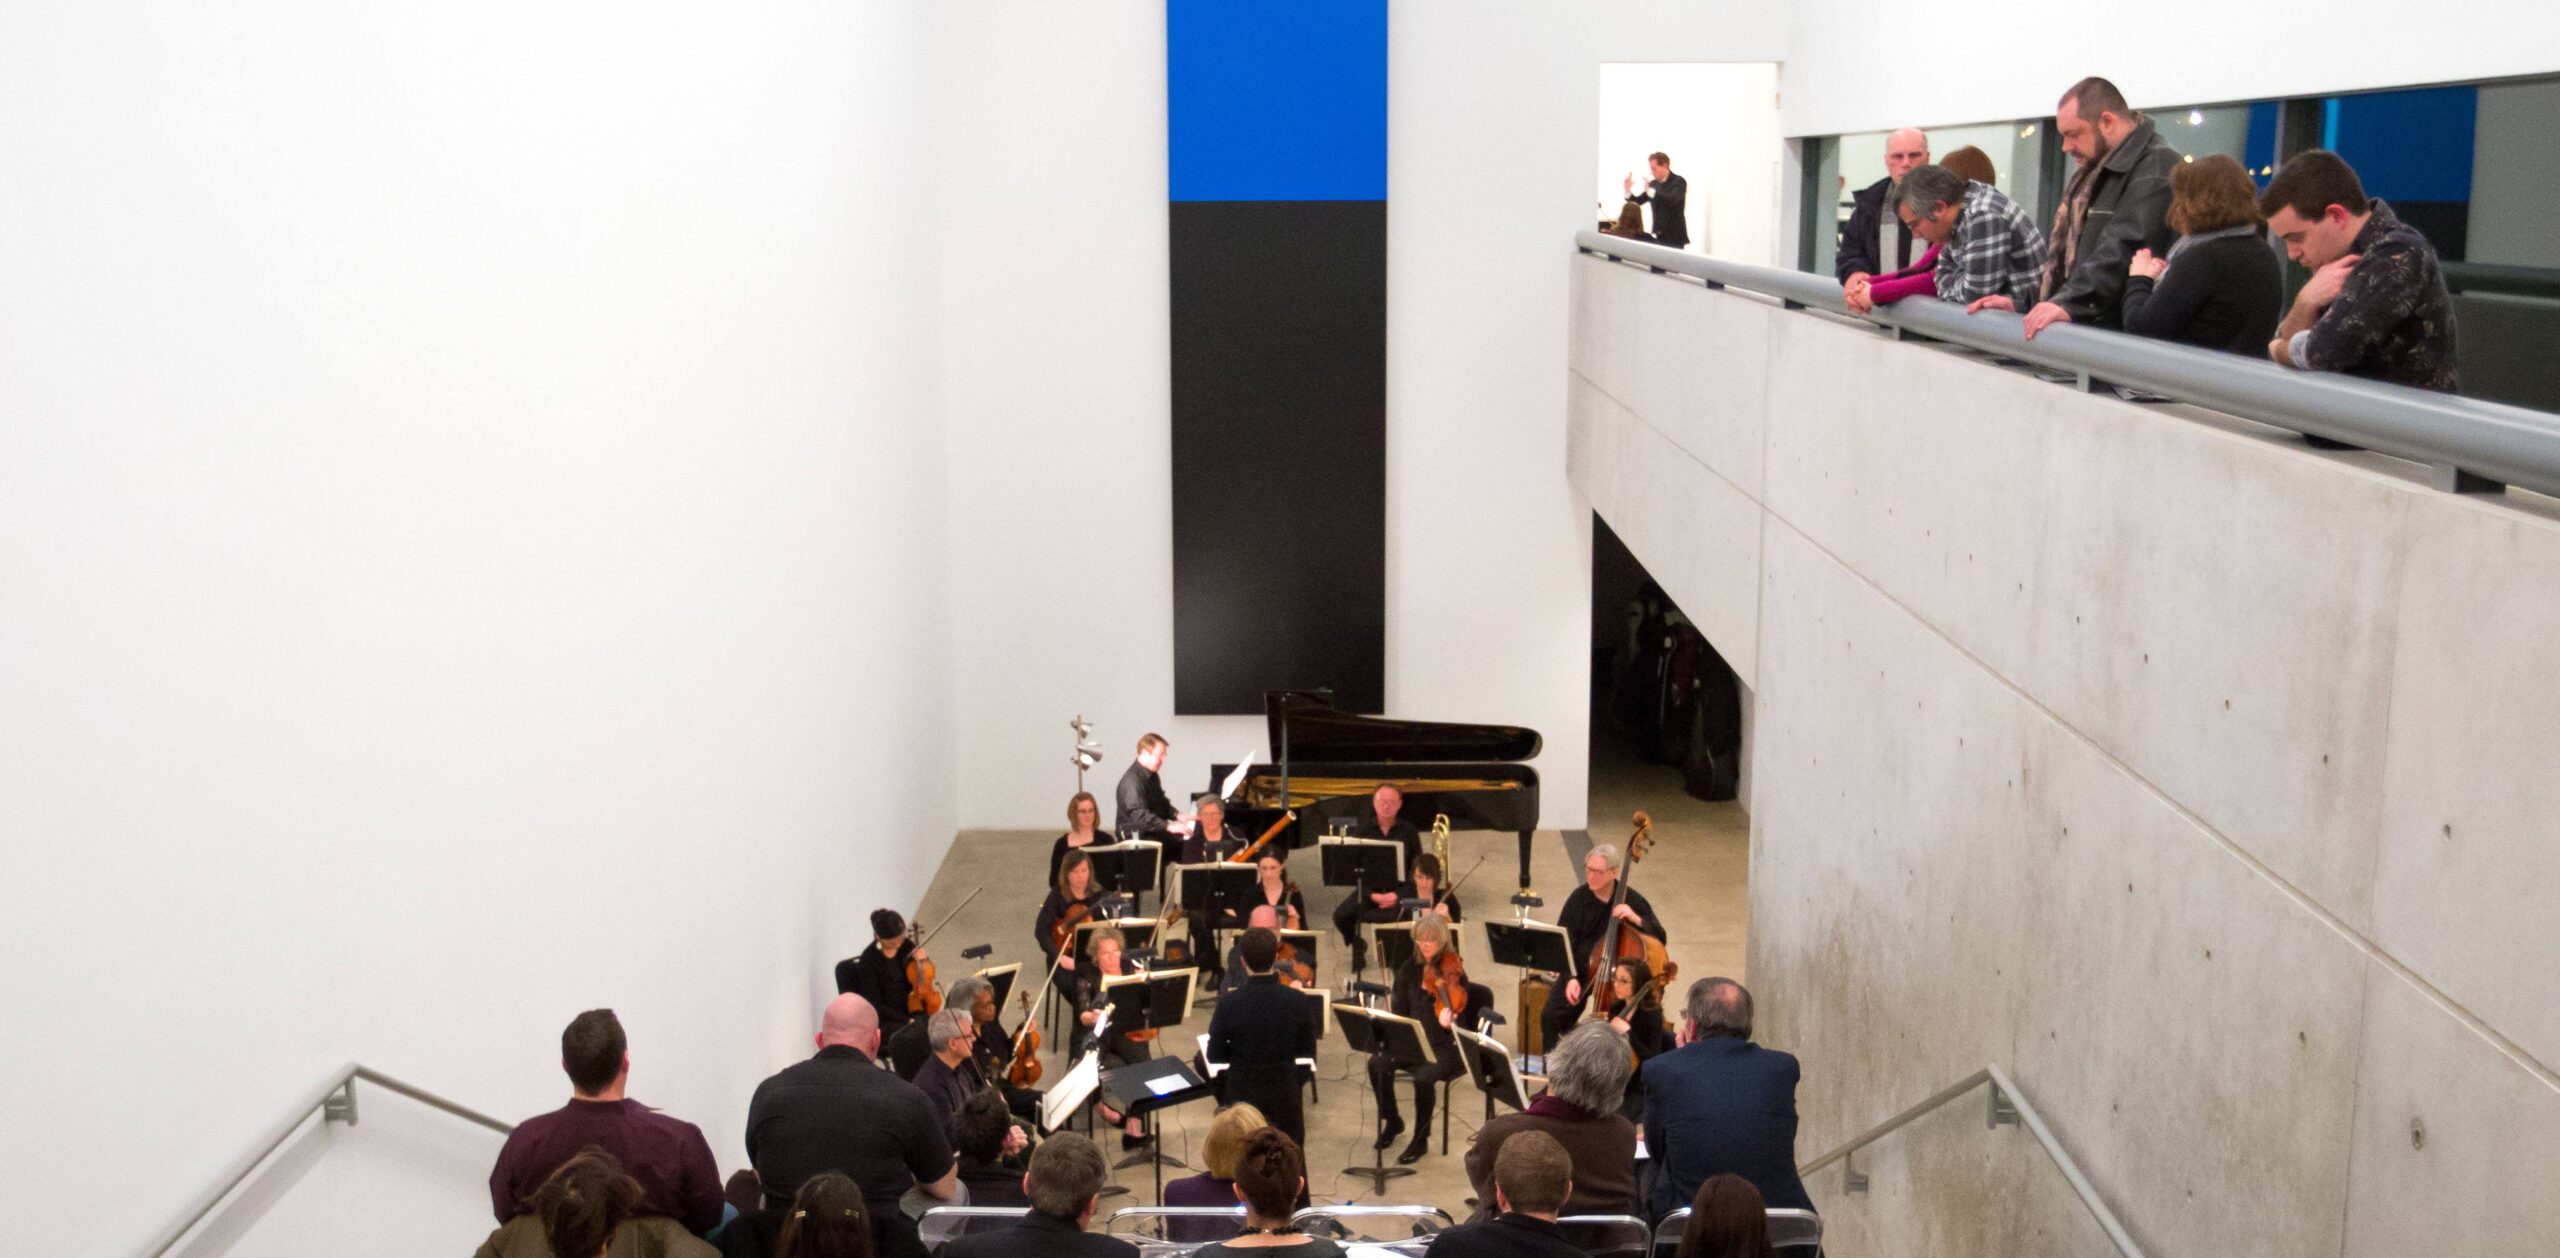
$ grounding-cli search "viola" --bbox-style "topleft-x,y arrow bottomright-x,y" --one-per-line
1050,899 -> 1098,953
1275,940 -> 1316,988
905,924 -> 940,1018
1422,947 -> 1470,1024
1005,990 -> 1044,1088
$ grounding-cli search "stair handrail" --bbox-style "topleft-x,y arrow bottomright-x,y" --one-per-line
1795,1063 -> 2143,1258
146,1061 -> 515,1256
1576,229 -> 2560,501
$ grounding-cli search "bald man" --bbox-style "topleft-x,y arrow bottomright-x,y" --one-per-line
745,995 -> 959,1258
1838,127 -> 1930,283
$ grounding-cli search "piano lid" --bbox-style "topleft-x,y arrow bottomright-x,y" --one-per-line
1266,690 -> 1542,764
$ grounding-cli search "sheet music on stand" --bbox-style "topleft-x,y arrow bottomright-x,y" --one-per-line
1104,966 -> 1198,1036
1318,837 -> 1405,889
1041,1026 -> 1106,1134
1218,758 -> 1256,803
1374,920 -> 1416,974
1085,840 -> 1164,899
1173,862 -> 1257,922
1298,986 -> 1332,1040
972,962 -> 1020,1014
1483,918 -> 1574,976
1074,916 -> 1163,954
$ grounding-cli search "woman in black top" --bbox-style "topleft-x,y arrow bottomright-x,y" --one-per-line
2123,154 -> 2283,355
1366,913 -> 1466,1164
1223,851 -> 1307,935
1607,957 -> 1673,1120
1036,852 -> 1103,1000
1046,791 -> 1112,889
1400,853 -> 1462,924
1073,927 -> 1152,1146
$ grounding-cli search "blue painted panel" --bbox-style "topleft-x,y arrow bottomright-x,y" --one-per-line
2245,102 -> 2279,183
1168,0 -> 1386,202
2330,85 -> 2477,204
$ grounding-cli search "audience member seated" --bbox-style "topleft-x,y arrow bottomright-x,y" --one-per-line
1673,1175 -> 1774,1258
489,1009 -> 724,1236
1602,201 -> 1649,240
1998,77 -> 2180,338
1464,1023 -> 1638,1217
746,995 -> 959,1258
914,1007 -> 986,1141
1421,1131 -> 1585,1258
1189,1129 -> 1343,1258
1836,127 -> 1929,284
2122,154 -> 2283,355
2264,148 -> 2459,394
942,1135 -> 1140,1258
718,1171 -> 873,1258
1844,165 -> 2044,315
476,1147 -> 717,1258
1642,979 -> 1811,1218
1163,1103 -> 1267,1241
1939,145 -> 1995,188
955,1089 -> 1034,1208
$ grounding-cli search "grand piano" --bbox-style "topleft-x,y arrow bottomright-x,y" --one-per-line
1209,690 -> 1544,895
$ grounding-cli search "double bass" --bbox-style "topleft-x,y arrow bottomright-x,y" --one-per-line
1581,812 -> 1675,1024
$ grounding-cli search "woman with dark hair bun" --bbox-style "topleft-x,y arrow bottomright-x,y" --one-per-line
474,1145 -> 717,1257
775,1172 -> 872,1258
1674,1174 -> 1774,1258
1189,1129 -> 1344,1258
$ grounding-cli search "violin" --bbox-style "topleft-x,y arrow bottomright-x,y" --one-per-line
1049,898 -> 1098,953
1274,940 -> 1316,988
903,886 -> 985,1019
1005,989 -> 1044,1088
1422,947 -> 1470,1024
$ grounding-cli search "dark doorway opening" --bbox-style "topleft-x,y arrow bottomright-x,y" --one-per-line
1589,514 -> 1744,804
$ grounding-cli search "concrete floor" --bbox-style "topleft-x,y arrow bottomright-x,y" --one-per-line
908,737 -> 1748,1221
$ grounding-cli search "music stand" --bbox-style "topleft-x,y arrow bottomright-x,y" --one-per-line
1174,862 -> 1258,923
1100,1056 -> 1215,1202
1453,1024 -> 1531,1115
1087,841 -> 1163,901
1374,921 -> 1416,975
1322,839 -> 1404,977
972,963 -> 1020,1016
1331,1004 -> 1431,1195
1075,917 -> 1163,958
1099,969 -> 1200,1177
1484,918 -> 1573,1062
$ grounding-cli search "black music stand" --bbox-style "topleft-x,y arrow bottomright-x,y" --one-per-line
1040,1031 -> 1130,1199
1331,1003 -> 1430,1195
1375,921 -> 1417,975
1175,863 -> 1257,967
1453,1024 -> 1532,1119
1100,1056 -> 1215,1203
1321,838 -> 1404,976
1075,917 -> 1162,959
1088,841 -> 1163,902
973,963 -> 1020,1015
1484,919 -> 1573,977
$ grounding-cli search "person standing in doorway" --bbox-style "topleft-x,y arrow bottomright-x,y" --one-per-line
1623,153 -> 1689,250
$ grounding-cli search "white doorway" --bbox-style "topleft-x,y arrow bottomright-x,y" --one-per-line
1597,63 -> 1783,264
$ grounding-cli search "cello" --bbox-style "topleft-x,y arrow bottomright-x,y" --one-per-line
1580,812 -> 1674,1024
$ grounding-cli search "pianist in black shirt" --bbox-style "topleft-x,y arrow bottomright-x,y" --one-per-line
1331,783 -> 1422,972
1540,843 -> 1668,1049
1114,732 -> 1191,850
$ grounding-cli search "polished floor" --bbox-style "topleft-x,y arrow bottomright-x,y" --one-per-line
907,737 -> 1748,1221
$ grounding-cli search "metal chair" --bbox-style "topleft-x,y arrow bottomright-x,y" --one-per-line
1554,1213 -> 1652,1258
1650,1206 -> 1822,1255
918,1206 -> 1030,1251
1293,1203 -> 1456,1246
1106,1204 -> 1249,1247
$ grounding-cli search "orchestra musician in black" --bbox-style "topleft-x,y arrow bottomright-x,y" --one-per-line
1047,791 -> 1113,889
1114,732 -> 1191,851
1366,912 -> 1468,1165
1176,795 -> 1245,966
1603,957 -> 1672,1120
1332,782 -> 1422,972
1036,852 -> 1105,999
1072,927 -> 1152,1148
1205,926 -> 1319,1147
1395,853 -> 1463,925
1540,843 -> 1668,1049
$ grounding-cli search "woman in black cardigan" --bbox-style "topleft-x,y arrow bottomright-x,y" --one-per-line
2123,154 -> 2282,355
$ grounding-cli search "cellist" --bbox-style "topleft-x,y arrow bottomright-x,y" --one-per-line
1541,843 -> 1669,1050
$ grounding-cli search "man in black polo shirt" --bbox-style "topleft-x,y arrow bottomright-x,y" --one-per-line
746,994 -> 958,1258
1421,1131 -> 1586,1258
943,1134 -> 1139,1258
1332,782 -> 1422,972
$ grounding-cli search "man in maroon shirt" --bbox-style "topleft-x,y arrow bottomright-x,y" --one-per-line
488,1008 -> 725,1234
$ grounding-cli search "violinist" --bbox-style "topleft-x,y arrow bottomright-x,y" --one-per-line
1046,791 -> 1113,889
1399,853 -> 1463,925
1206,926 -> 1318,1147
1071,928 -> 1152,1148
1605,957 -> 1672,1120
1036,851 -> 1105,998
1541,845 -> 1669,1049
1365,912 -> 1468,1165
1244,851 -> 1307,931
834,908 -> 928,1038
1333,783 -> 1423,972
955,976 -> 1044,1125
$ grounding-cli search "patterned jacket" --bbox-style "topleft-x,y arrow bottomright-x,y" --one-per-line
1934,181 -> 2047,308
2291,200 -> 2459,392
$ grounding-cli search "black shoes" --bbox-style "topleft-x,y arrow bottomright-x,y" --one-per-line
1397,1133 -> 1429,1164
1373,1118 -> 1405,1151
1121,1131 -> 1154,1151
1349,940 -> 1369,973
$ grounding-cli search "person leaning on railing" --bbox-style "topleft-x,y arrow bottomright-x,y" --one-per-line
2263,148 -> 2459,394
1842,165 -> 2045,316
2120,154 -> 2283,355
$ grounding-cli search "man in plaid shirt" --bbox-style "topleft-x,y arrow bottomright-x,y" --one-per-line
1895,164 -> 2046,308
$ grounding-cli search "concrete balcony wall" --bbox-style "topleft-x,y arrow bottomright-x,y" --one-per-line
1565,253 -> 2560,1257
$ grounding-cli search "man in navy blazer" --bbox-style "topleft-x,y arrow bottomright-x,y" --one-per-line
1640,978 -> 1812,1216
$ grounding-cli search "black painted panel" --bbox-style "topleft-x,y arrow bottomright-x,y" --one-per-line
1169,200 -> 1386,715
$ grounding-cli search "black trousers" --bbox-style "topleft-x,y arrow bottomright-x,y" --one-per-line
1540,979 -> 1588,1052
1367,1048 -> 1461,1125
1223,1064 -> 1308,1148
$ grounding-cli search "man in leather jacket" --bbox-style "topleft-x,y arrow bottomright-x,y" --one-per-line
1977,77 -> 2180,339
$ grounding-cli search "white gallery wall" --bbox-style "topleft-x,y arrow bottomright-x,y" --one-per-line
1780,0 -> 2560,136
936,0 -> 1786,832
1596,63 -> 1784,264
0,5 -> 953,1255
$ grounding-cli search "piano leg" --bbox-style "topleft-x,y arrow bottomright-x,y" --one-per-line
1515,827 -> 1536,897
